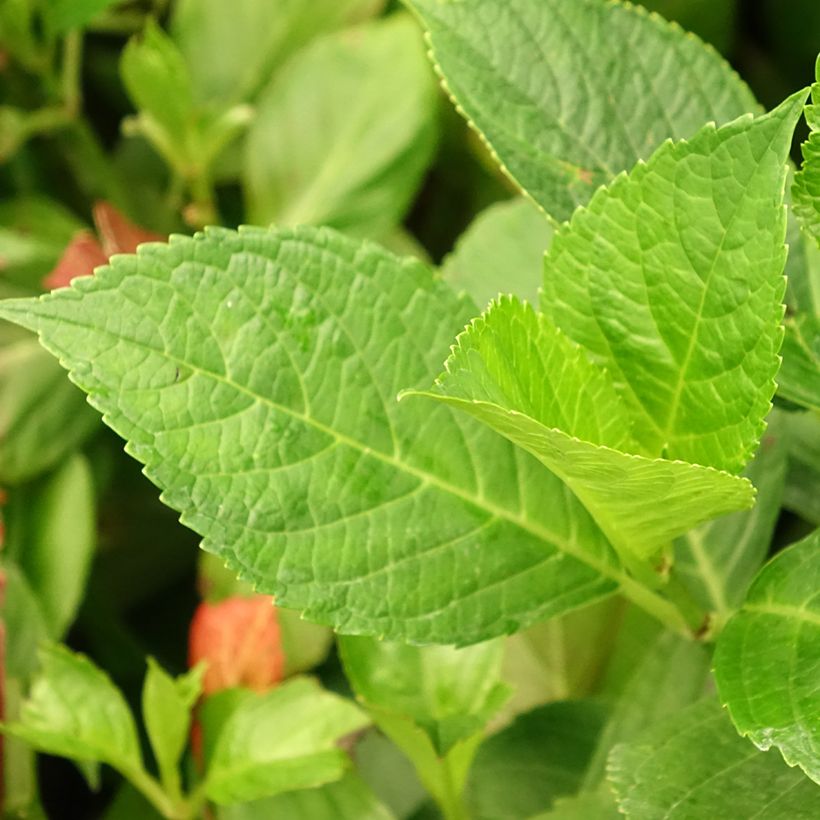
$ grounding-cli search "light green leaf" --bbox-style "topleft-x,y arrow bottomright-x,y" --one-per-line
203,677 -> 369,804
608,698 -> 820,819
714,529 -> 820,785
406,297 -> 754,563
783,411 -> 820,524
408,0 -> 758,222
171,0 -> 385,105
3,644 -> 144,778
675,411 -> 788,621
121,21 -> 194,150
244,16 -> 437,238
2,562 -> 48,680
466,700 -> 606,819
0,225 -> 637,646
7,454 -> 96,637
339,637 -> 510,756
441,198 -> 553,307
0,336 -> 100,484
793,58 -> 820,244
217,774 -> 395,820
541,92 -> 804,471
41,0 -> 118,35
779,314 -> 820,411
528,790 -> 619,820
142,659 -> 204,799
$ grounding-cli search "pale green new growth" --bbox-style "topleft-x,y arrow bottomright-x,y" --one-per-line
405,298 -> 754,562
608,698 -> 820,819
541,92 -> 804,471
0,227 -> 637,646
714,529 -> 820,786
792,58 -> 820,244
408,0 -> 758,222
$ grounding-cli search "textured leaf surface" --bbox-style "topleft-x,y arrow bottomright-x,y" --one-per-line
541,93 -> 804,470
0,226 -> 625,646
408,0 -> 758,222
441,198 -> 553,307
172,0 -> 384,104
779,314 -> 820,411
339,636 -> 509,756
244,17 -> 437,239
675,412 -> 787,621
3,645 -> 143,776
714,529 -> 820,785
203,677 -> 368,804
609,698 -> 820,819
409,298 -> 754,561
793,62 -> 820,243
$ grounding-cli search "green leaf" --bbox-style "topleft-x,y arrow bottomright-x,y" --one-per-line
779,314 -> 820,411
142,659 -> 204,799
640,0 -> 738,55
675,411 -> 788,621
0,335 -> 100,484
406,297 -> 754,563
793,58 -> 820,244
2,561 -> 48,680
783,411 -> 820,524
408,0 -> 758,222
441,198 -> 553,307
528,790 -> 619,820
608,698 -> 820,819
465,700 -> 607,819
121,21 -> 194,150
0,225 -> 635,646
41,0 -> 118,35
339,637 -> 510,756
203,677 -> 369,804
540,92 -> 805,471
714,529 -> 820,785
217,774 -> 395,820
171,0 -> 385,105
7,454 -> 96,637
3,644 -> 144,778
244,16 -> 437,239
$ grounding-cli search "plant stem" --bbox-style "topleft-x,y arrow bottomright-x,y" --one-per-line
61,30 -> 83,118
437,754 -> 470,820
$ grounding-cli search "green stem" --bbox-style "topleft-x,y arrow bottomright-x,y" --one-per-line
61,30 -> 83,118
437,754 -> 470,820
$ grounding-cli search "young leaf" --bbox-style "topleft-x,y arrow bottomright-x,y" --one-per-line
142,659 -> 204,799
441,198 -> 554,307
675,412 -> 787,621
792,57 -> 820,243
3,644 -> 144,778
465,700 -> 607,819
541,92 -> 805,471
244,16 -> 437,239
608,698 -> 820,819
339,636 -> 510,757
406,297 -> 754,563
203,677 -> 369,804
408,0 -> 758,222
0,226 -> 635,646
714,529 -> 820,785
171,0 -> 385,105
3,561 -> 48,680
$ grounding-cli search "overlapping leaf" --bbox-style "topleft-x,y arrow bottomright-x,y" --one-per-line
541,92 -> 804,470
408,0 -> 758,222
0,226 -> 636,646
714,529 -> 820,785
793,58 -> 820,244
608,698 -> 820,819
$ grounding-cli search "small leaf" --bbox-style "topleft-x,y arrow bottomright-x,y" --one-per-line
43,232 -> 107,290
778,314 -> 820,411
203,677 -> 369,804
608,698 -> 820,819
244,16 -> 437,239
407,297 -> 754,562
714,529 -> 820,785
339,636 -> 510,757
408,0 -> 758,222
2,561 -> 48,680
783,411 -> 820,524
441,198 -> 553,308
188,596 -> 284,695
3,644 -> 144,778
142,659 -> 204,797
540,91 -> 805,470
792,57 -> 820,244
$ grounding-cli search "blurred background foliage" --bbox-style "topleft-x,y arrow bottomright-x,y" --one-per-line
0,1 -> 819,818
